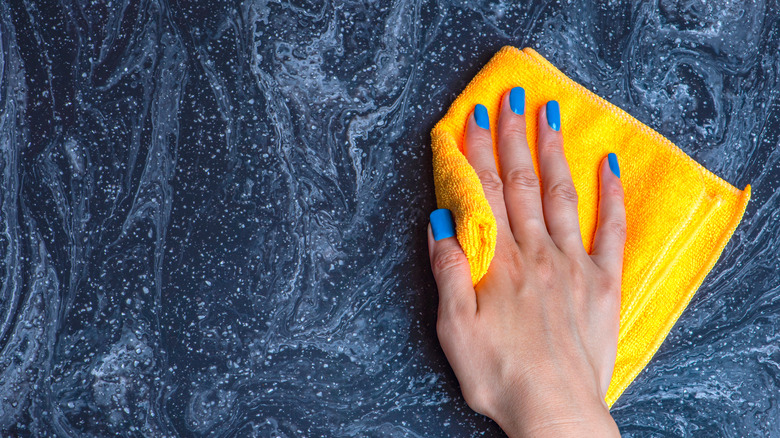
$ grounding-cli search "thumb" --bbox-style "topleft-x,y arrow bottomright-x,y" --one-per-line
428,209 -> 477,319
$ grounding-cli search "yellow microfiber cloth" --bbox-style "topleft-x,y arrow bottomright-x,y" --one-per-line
430,46 -> 751,407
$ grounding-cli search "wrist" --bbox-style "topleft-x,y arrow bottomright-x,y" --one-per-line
488,378 -> 618,437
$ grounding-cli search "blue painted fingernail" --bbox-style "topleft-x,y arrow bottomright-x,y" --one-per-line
608,152 -> 621,178
546,100 -> 561,131
509,87 -> 525,115
474,104 -> 489,130
430,209 -> 456,241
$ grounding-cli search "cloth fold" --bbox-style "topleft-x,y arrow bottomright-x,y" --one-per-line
430,46 -> 751,407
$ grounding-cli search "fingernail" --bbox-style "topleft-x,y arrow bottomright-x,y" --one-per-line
474,104 -> 489,130
509,87 -> 525,115
546,100 -> 561,131
430,209 -> 456,241
608,152 -> 621,178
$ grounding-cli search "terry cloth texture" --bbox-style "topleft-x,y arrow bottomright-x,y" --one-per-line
430,46 -> 752,407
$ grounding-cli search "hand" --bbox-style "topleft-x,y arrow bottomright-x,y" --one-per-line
427,89 -> 625,437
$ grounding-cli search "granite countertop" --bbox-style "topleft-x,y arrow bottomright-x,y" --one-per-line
1,1 -> 778,436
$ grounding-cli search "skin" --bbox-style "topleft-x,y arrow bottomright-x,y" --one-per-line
427,90 -> 626,437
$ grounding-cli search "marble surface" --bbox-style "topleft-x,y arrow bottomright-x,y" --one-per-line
1,0 -> 778,436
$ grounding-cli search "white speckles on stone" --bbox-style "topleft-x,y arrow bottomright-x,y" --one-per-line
0,0 -> 777,436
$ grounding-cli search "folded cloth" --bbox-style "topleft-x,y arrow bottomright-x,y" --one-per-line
430,46 -> 752,407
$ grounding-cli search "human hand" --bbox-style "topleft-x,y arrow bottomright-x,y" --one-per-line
427,88 -> 625,437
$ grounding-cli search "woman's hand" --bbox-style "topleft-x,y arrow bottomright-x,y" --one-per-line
427,88 -> 625,437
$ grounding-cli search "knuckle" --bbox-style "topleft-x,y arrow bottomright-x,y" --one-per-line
533,249 -> 557,280
606,275 -> 622,295
501,120 -> 527,139
603,219 -> 628,242
504,168 -> 539,192
516,217 -> 547,237
540,136 -> 564,154
433,248 -> 470,276
605,182 -> 625,201
547,181 -> 579,204
560,258 -> 590,300
477,169 -> 504,193
496,244 -> 526,283
516,227 -> 547,250
596,274 -> 622,304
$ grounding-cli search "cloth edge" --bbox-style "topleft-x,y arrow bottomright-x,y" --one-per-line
605,184 -> 752,407
520,46 -> 746,197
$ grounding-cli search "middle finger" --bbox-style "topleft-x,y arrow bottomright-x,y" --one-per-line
495,87 -> 546,243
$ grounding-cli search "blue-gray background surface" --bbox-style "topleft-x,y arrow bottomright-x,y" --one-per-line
1,0 -> 778,436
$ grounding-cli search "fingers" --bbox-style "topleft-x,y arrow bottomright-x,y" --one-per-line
537,101 -> 585,254
464,105 -> 511,236
495,87 -> 546,241
428,210 -> 477,320
590,153 -> 627,278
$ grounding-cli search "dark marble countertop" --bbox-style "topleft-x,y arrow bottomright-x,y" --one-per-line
1,1 -> 778,436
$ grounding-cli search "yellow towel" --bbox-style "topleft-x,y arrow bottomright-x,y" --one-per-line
430,46 -> 751,407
